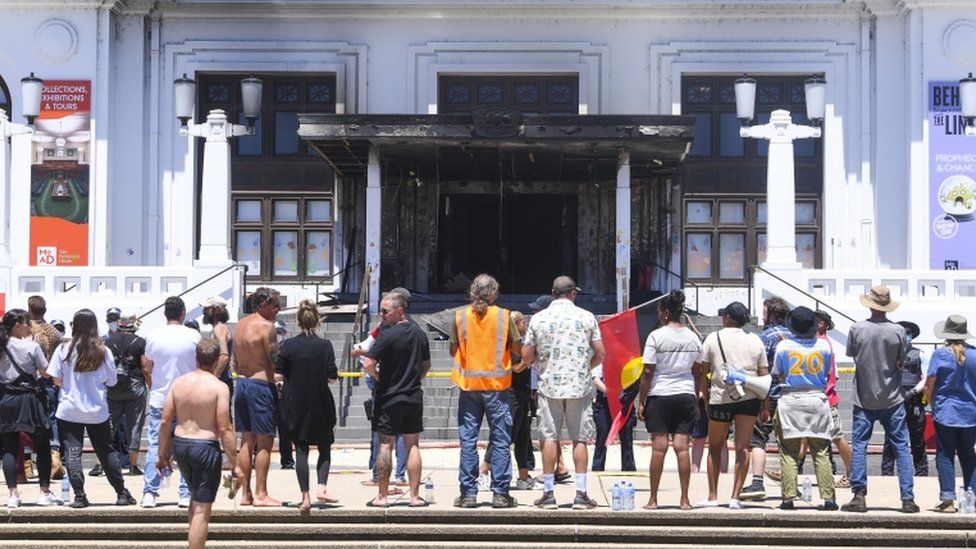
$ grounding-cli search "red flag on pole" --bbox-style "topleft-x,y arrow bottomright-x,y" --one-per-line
598,309 -> 641,445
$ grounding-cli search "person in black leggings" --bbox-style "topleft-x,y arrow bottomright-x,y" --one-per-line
47,309 -> 136,508
276,300 -> 339,511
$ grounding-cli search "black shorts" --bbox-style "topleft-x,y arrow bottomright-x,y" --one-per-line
234,378 -> 277,437
173,437 -> 222,504
372,401 -> 423,436
644,394 -> 698,435
691,398 -> 709,439
707,399 -> 762,423
750,398 -> 778,449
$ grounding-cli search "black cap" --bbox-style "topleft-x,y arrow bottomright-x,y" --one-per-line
183,319 -> 200,331
529,295 -> 554,311
718,301 -> 750,326
786,306 -> 818,338
897,321 -> 920,339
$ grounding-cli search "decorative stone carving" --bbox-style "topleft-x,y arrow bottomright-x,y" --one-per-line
471,106 -> 522,138
943,20 -> 976,66
34,19 -> 79,64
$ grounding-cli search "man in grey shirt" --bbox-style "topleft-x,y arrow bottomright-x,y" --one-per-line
841,285 -> 917,514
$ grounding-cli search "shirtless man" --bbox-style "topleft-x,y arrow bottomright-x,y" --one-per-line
232,287 -> 282,506
157,338 -> 242,549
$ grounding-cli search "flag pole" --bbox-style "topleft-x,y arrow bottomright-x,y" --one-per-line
628,294 -> 667,312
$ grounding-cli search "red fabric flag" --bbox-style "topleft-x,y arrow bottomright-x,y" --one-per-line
605,401 -> 634,447
598,309 -> 641,433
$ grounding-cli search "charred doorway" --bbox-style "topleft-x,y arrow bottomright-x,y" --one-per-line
438,193 -> 577,294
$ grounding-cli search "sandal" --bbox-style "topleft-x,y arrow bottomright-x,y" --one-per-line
408,497 -> 430,508
932,500 -> 956,513
835,476 -> 850,488
366,499 -> 390,508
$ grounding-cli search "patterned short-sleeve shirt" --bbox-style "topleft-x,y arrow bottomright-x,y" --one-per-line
523,299 -> 601,399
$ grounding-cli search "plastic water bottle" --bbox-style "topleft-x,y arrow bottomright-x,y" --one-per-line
625,481 -> 635,510
963,487 -> 975,514
424,480 -> 435,505
161,467 -> 171,491
60,477 -> 70,504
801,477 -> 813,503
611,483 -> 622,511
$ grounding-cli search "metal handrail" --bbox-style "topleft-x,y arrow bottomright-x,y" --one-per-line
645,260 -> 700,314
137,263 -> 245,320
748,264 -> 856,323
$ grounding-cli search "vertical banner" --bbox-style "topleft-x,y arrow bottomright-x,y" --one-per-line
29,80 -> 91,266
929,81 -> 976,270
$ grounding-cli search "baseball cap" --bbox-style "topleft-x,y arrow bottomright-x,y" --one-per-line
106,307 -> 122,321
718,301 -> 750,326
529,295 -> 554,311
551,276 -> 581,295
50,319 -> 65,334
200,295 -> 227,308
183,319 -> 200,331
118,314 -> 140,330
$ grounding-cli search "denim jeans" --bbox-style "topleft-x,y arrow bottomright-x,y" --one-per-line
933,421 -> 976,501
850,404 -> 914,500
142,406 -> 189,498
458,390 -> 512,497
44,383 -> 60,451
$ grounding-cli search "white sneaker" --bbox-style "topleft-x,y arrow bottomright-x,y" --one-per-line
728,498 -> 744,510
36,492 -> 62,507
477,473 -> 491,492
695,498 -> 720,508
140,493 -> 157,508
178,497 -> 190,508
5,495 -> 21,509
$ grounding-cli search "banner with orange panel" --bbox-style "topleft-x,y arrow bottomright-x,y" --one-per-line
29,80 -> 91,266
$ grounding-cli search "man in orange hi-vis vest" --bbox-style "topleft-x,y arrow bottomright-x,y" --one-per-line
450,274 -> 522,509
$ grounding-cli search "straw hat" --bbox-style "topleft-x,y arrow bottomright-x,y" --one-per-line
859,285 -> 899,312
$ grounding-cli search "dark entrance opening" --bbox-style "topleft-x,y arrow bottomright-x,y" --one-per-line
439,193 -> 577,294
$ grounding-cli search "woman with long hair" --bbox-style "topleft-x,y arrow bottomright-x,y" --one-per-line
925,314 -> 976,513
47,309 -> 136,508
276,300 -> 338,511
636,290 -> 704,510
0,309 -> 57,508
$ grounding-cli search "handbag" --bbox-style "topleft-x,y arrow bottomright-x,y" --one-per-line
3,347 -> 47,408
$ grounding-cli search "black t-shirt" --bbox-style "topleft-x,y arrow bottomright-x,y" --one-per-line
511,353 -> 531,392
366,321 -> 430,409
104,331 -> 147,400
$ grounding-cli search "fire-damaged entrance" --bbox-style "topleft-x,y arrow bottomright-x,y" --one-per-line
439,193 -> 577,294
298,109 -> 694,311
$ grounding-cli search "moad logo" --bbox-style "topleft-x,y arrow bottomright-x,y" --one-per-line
36,247 -> 57,266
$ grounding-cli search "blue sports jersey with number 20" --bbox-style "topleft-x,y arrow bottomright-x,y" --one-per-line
772,338 -> 831,390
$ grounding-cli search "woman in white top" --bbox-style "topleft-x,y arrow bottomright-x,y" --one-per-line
48,309 -> 136,508
0,309 -> 57,508
637,290 -> 704,510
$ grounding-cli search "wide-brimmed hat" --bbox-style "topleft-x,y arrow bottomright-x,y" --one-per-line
897,321 -> 920,339
813,309 -> 834,331
786,306 -> 818,338
859,285 -> 899,312
118,314 -> 141,331
933,314 -> 975,341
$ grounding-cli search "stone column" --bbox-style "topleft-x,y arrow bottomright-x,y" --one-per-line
365,147 -> 382,313
615,147 -> 631,311
0,110 -> 10,265
9,132 -> 33,266
195,110 -> 234,266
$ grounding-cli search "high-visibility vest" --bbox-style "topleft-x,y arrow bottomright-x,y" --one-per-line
451,305 -> 512,391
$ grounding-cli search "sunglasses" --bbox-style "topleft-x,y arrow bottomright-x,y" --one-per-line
380,307 -> 400,315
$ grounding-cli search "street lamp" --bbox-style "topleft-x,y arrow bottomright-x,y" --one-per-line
174,74 -> 263,265
736,73 -> 826,269
1,73 -> 44,265
961,73 -> 976,137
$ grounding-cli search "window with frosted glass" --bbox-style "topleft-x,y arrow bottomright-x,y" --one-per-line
686,234 -> 712,279
797,234 -> 816,269
757,233 -> 767,265
686,201 -> 713,224
719,234 -> 746,279
236,200 -> 262,223
719,202 -> 745,225
273,200 -> 299,223
235,231 -> 262,273
273,231 -> 299,276
796,202 -> 816,224
306,231 -> 332,276
306,200 -> 332,222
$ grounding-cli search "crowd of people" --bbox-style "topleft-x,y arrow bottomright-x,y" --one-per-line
1,278 -> 975,544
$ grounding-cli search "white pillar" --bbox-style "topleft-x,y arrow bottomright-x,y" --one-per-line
764,110 -> 800,269
9,132 -> 33,267
365,147 -> 382,313
0,110 -> 10,266
615,147 -> 631,311
195,110 -> 234,266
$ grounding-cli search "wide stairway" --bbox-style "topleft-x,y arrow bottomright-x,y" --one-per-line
3,507 -> 973,547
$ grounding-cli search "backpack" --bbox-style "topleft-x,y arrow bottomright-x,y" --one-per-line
105,332 -> 144,387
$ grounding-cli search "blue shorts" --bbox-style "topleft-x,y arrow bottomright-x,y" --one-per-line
234,378 -> 278,436
173,437 -> 222,504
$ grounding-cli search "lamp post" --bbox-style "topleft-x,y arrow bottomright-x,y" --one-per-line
0,73 -> 44,266
174,74 -> 262,265
961,73 -> 976,137
735,74 -> 826,270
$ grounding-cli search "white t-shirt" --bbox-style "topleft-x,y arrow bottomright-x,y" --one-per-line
145,324 -> 201,409
701,327 -> 768,404
48,343 -> 117,424
642,326 -> 703,396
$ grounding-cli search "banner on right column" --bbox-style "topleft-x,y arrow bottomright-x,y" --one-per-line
929,81 -> 976,270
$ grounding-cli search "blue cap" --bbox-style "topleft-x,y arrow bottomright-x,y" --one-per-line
106,307 -> 122,320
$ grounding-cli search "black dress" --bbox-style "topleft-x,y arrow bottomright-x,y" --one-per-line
276,333 -> 338,444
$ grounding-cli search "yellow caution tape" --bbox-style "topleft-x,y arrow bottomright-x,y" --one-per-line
337,371 -> 453,379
